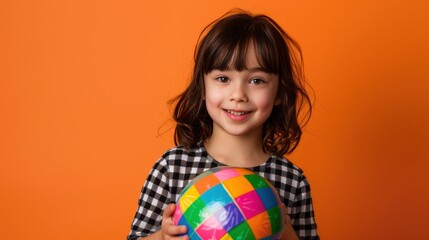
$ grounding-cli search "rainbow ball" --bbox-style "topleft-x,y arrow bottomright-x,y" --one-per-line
173,166 -> 284,240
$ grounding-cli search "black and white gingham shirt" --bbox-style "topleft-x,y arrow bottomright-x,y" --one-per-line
127,143 -> 319,240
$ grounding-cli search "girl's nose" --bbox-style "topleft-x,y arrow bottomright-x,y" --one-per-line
229,83 -> 248,102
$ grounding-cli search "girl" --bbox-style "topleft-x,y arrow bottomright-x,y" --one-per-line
127,9 -> 319,240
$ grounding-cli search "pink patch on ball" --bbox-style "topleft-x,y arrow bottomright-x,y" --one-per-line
235,190 -> 266,219
195,215 -> 227,239
213,168 -> 240,181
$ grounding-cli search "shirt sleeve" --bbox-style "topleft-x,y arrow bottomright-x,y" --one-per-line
291,176 -> 319,239
127,159 -> 171,240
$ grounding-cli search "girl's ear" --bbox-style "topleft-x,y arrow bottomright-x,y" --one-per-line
274,97 -> 281,106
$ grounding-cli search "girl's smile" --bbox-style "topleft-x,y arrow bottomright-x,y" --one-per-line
223,109 -> 252,121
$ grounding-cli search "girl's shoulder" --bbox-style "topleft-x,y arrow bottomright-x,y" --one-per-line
156,144 -> 216,173
256,155 -> 311,199
160,144 -> 207,160
267,154 -> 304,175
255,154 -> 308,187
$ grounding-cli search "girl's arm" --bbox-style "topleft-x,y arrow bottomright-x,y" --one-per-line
289,176 -> 319,239
127,159 -> 174,240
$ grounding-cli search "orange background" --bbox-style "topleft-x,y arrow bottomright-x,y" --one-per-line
1,0 -> 428,239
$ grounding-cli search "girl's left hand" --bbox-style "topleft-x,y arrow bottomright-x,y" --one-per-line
280,205 -> 299,240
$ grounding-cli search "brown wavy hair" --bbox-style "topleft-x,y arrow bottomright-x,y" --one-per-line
170,9 -> 312,156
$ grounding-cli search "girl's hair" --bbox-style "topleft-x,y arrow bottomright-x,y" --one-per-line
170,9 -> 312,156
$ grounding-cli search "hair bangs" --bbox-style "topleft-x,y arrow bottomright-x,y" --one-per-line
202,32 -> 249,73
202,17 -> 282,75
251,21 -> 282,74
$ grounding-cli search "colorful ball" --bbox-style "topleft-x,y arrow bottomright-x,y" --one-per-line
173,166 -> 284,240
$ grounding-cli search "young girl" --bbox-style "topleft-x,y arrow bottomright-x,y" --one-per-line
127,9 -> 319,240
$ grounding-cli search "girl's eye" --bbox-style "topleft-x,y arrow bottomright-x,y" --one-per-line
250,78 -> 265,85
215,76 -> 229,83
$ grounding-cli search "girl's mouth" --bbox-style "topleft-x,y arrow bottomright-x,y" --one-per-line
223,109 -> 252,121
226,110 -> 250,116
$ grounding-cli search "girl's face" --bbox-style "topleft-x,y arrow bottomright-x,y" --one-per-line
203,42 -> 280,138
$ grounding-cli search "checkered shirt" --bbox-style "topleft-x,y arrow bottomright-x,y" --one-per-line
127,144 -> 319,240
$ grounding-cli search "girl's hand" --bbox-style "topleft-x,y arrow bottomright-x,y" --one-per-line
281,205 -> 299,240
160,203 -> 189,240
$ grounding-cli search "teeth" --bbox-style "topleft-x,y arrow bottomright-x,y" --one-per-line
227,110 -> 248,116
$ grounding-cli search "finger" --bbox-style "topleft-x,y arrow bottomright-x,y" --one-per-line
168,235 -> 189,240
163,224 -> 188,236
171,235 -> 189,240
281,203 -> 287,213
284,214 -> 292,225
163,203 -> 176,219
281,204 -> 292,225
162,204 -> 177,227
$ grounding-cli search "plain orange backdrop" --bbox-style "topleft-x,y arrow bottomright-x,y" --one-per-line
1,0 -> 428,239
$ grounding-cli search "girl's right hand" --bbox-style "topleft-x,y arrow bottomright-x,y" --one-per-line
160,203 -> 189,240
